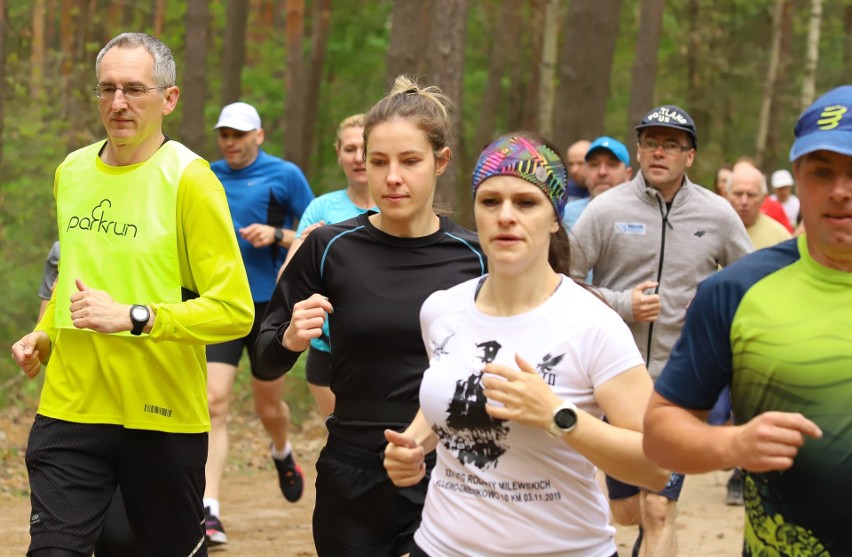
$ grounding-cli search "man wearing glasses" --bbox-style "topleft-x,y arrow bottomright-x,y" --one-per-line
11,32 -> 253,557
569,105 -> 751,556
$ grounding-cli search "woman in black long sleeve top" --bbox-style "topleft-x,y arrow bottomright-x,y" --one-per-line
255,75 -> 485,557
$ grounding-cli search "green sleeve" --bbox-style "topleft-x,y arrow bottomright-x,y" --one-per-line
149,160 -> 254,344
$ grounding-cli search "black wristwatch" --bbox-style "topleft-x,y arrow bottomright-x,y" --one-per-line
273,228 -> 284,244
129,305 -> 150,336
547,401 -> 578,437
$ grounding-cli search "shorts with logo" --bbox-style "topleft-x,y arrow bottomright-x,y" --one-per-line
206,301 -> 267,379
26,415 -> 208,557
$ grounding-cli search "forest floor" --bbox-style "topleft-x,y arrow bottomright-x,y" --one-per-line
0,397 -> 744,556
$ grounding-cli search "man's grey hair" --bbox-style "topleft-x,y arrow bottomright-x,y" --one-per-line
95,33 -> 176,88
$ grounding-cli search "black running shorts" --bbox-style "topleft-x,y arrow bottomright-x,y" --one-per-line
206,301 -> 267,379
26,415 -> 208,557
606,471 -> 686,501
305,345 -> 332,386
312,438 -> 431,556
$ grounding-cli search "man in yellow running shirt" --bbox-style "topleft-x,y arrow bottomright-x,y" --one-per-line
11,32 -> 253,557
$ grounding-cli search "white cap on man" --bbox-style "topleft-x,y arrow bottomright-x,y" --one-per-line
770,169 -> 794,189
214,102 -> 261,131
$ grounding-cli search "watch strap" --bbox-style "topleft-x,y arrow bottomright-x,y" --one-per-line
547,401 -> 578,437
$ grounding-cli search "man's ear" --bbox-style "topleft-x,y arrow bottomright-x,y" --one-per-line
162,86 -> 180,116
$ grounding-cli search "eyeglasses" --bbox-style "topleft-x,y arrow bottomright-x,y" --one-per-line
93,85 -> 165,100
638,138 -> 692,155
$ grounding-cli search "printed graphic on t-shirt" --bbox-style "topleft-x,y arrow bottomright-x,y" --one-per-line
431,332 -> 455,360
435,339 -> 509,469
536,353 -> 563,386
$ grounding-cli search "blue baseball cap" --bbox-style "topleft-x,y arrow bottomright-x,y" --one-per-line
586,136 -> 630,166
790,86 -> 852,161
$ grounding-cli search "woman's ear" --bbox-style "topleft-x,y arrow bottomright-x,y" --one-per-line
434,147 -> 452,176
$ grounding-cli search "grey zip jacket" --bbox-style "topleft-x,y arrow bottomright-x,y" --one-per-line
569,171 -> 752,378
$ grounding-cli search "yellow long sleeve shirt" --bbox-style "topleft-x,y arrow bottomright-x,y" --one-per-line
36,141 -> 254,433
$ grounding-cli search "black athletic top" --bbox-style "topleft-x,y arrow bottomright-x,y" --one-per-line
256,212 -> 485,450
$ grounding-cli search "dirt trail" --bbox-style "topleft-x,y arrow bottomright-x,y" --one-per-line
0,405 -> 743,556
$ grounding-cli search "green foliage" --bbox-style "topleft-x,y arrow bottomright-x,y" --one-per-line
2,0 -> 851,405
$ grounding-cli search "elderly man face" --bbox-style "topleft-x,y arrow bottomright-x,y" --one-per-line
727,164 -> 766,228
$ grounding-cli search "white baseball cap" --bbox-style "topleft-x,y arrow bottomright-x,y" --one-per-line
214,102 -> 261,131
770,169 -> 794,188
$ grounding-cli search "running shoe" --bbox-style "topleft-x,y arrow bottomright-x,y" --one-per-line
273,451 -> 304,503
726,468 -> 745,506
204,506 -> 227,546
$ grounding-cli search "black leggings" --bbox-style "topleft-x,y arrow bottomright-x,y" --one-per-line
93,489 -> 141,557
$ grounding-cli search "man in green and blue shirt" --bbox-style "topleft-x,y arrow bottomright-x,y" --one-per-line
645,85 -> 852,556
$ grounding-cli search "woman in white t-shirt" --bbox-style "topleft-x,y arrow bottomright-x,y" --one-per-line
384,134 -> 670,557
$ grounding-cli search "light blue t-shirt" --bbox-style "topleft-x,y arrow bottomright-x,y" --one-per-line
296,189 -> 376,351
296,189 -> 375,238
562,197 -> 590,231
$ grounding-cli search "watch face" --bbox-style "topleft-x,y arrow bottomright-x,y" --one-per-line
554,408 -> 577,430
131,306 -> 148,321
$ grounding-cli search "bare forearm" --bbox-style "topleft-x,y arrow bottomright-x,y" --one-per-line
564,412 -> 670,491
403,410 -> 439,454
643,395 -> 735,473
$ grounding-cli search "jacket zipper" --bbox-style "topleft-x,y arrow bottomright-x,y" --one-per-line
645,192 -> 675,368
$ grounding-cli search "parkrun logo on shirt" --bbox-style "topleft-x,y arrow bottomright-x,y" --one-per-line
66,199 -> 138,238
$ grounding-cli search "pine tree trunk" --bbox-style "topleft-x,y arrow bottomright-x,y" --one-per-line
554,0 -> 623,151
427,0 -> 467,215
283,0 -> 306,167
625,0 -> 664,165
801,0 -> 823,111
180,0 -> 210,156
538,0 -> 559,139
764,1 -> 793,173
300,0 -> 331,176
755,0 -> 786,168
153,0 -> 167,36
31,0 -> 46,99
472,0 -> 518,154
221,0 -> 249,105
385,0 -> 431,89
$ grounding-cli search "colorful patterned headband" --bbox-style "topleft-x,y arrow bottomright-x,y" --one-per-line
472,136 -> 568,219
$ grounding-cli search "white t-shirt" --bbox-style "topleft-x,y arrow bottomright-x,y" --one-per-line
771,193 -> 800,228
415,275 -> 644,557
